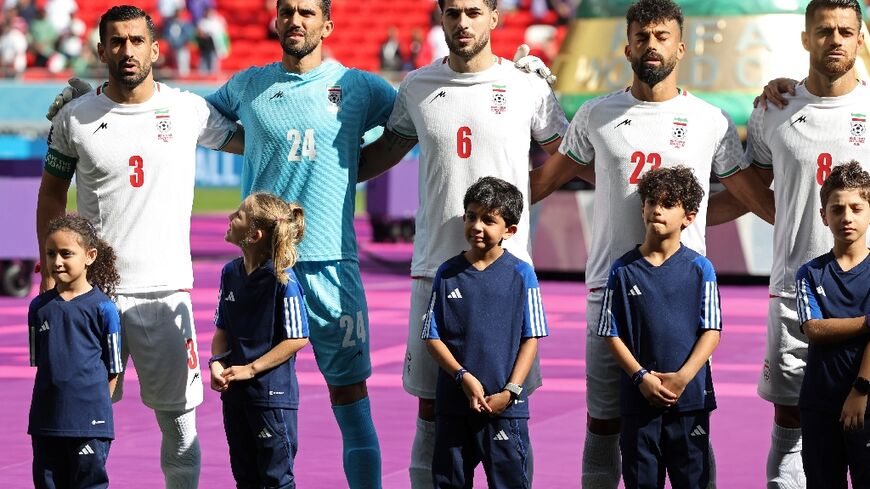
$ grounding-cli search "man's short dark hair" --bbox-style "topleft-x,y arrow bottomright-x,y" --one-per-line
99,5 -> 156,44
636,166 -> 704,214
625,0 -> 684,36
463,176 -> 523,227
819,160 -> 870,207
806,0 -> 862,27
438,0 -> 498,12
275,0 -> 332,19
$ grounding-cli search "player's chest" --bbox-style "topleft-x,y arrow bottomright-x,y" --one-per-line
246,83 -> 366,139
411,84 -> 532,139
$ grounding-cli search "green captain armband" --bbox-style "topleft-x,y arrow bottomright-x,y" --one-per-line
44,149 -> 77,180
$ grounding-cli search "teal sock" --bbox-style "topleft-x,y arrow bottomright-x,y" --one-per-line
333,398 -> 382,489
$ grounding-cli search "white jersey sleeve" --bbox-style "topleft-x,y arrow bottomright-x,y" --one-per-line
190,93 -> 237,150
559,97 -> 598,165
385,76 -> 418,139
712,110 -> 745,177
530,78 -> 567,145
745,105 -> 773,170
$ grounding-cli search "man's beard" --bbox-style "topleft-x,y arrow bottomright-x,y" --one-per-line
281,30 -> 319,59
109,58 -> 151,89
445,29 -> 490,61
819,53 -> 856,78
631,51 -> 678,87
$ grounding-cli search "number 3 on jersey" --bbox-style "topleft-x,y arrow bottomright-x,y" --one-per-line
129,155 -> 144,187
629,151 -> 662,183
287,129 -> 316,162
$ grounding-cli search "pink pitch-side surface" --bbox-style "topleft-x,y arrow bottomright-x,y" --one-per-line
0,216 -> 773,488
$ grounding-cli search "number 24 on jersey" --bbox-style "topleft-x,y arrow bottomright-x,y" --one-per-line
287,129 -> 316,162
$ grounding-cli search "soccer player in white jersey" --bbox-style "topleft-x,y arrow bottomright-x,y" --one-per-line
35,6 -> 242,488
358,0 -> 568,486
742,1 -> 870,486
528,0 -> 774,487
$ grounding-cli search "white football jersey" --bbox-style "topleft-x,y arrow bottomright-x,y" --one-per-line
46,82 -> 236,293
387,57 -> 568,277
745,81 -> 870,298
560,88 -> 745,289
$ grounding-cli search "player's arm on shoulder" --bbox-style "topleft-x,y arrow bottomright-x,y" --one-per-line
755,77 -> 798,111
36,170 -> 71,291
218,124 -> 245,155
530,151 -> 593,204
357,128 -> 418,182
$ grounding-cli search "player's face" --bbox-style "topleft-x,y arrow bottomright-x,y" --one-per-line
441,0 -> 498,61
803,7 -> 863,79
226,197 -> 256,246
97,18 -> 158,89
625,19 -> 684,87
641,199 -> 694,238
44,230 -> 96,289
463,202 -> 516,252
275,0 -> 333,59
821,188 -> 870,244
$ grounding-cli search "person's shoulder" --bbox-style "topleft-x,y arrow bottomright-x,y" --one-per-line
436,253 -> 467,277
800,251 -> 835,275
55,88 -> 102,120
574,88 -> 629,120
221,257 -> 243,277
685,248 -> 716,274
29,289 -> 58,312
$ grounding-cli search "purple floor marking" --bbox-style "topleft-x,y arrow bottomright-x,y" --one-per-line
0,216 -> 773,488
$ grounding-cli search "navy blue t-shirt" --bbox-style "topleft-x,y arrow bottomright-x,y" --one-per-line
28,287 -> 122,438
422,250 -> 549,418
797,251 -> 870,414
214,258 -> 309,409
598,245 -> 722,416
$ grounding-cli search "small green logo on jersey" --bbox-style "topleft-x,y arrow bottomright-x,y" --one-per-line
491,84 -> 507,114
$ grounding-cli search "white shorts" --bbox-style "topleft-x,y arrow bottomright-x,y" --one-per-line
757,296 -> 807,406
114,290 -> 203,411
585,288 -> 622,420
403,278 -> 543,400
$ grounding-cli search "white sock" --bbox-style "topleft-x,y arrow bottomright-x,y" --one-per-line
155,409 -> 201,489
582,431 -> 621,489
766,424 -> 805,489
410,417 -> 436,489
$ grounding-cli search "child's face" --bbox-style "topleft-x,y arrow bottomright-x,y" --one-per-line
463,202 -> 516,252
226,196 -> 256,246
820,188 -> 870,245
44,230 -> 96,288
641,198 -> 695,237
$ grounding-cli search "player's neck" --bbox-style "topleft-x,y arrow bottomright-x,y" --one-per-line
805,69 -> 858,97
282,48 -> 323,75
447,49 -> 496,73
56,280 -> 93,301
630,76 -> 680,102
463,246 -> 503,271
832,239 -> 870,271
241,246 -> 271,276
104,77 -> 156,104
638,234 -> 681,266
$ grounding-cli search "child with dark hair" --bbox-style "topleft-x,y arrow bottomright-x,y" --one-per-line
796,160 -> 870,488
423,176 -> 548,488
28,214 -> 122,489
598,166 -> 721,489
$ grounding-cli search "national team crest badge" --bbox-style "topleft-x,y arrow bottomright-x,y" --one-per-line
670,117 -> 687,148
850,113 -> 866,146
155,109 -> 173,142
327,85 -> 342,113
491,84 -> 507,114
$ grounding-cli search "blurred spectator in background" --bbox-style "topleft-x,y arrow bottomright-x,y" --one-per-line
45,0 -> 76,33
186,0 -> 213,24
159,0 -> 184,19
379,26 -> 403,73
548,0 -> 576,24
406,27 -> 430,70
163,7 -> 194,77
196,6 -> 228,75
0,11 -> 27,76
28,7 -> 57,67
15,0 -> 38,25
55,11 -> 86,71
427,4 -> 448,62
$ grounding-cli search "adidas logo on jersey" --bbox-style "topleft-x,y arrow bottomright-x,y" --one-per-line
493,430 -> 509,441
225,291 -> 235,302
628,285 -> 642,296
78,444 -> 95,455
258,428 -> 273,439
816,285 -> 826,297
447,288 -> 463,299
690,425 -> 707,437
39,321 -> 50,332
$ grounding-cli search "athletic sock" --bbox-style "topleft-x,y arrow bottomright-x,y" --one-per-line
333,398 -> 382,489
581,430 -> 621,489
409,417 -> 435,489
154,409 -> 201,489
766,424 -> 805,489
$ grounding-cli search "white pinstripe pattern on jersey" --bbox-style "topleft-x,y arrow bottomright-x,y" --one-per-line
796,277 -> 813,325
420,289 -> 438,340
526,287 -> 548,337
283,296 -> 306,338
702,281 -> 722,331
107,332 -> 122,373
597,286 -> 614,336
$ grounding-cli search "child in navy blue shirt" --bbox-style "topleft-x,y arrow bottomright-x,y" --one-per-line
598,167 -> 722,489
422,177 -> 549,489
795,160 -> 870,489
29,215 -> 122,489
210,192 -> 309,489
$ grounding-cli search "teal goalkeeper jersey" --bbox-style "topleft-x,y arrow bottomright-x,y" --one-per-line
207,61 -> 396,262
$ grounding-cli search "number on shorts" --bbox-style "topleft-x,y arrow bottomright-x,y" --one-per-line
340,311 -> 367,348
816,153 -> 832,185
185,338 -> 198,369
129,155 -> 144,187
287,128 -> 316,161
629,151 -> 662,184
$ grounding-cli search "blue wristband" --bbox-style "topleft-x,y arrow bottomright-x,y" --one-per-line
632,368 -> 649,386
454,367 -> 468,385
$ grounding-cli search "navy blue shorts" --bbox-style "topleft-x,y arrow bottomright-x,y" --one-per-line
432,414 -> 530,489
621,410 -> 711,489
222,402 -> 298,489
32,436 -> 111,489
801,408 -> 870,489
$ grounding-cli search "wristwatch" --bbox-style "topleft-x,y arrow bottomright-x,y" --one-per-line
504,382 -> 523,400
454,367 -> 468,385
853,376 -> 870,395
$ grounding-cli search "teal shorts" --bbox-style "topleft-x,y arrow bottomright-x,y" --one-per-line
294,260 -> 371,386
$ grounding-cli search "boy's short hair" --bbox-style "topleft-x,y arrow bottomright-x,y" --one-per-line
463,176 -> 523,227
819,160 -> 870,207
626,0 -> 684,37
636,166 -> 704,213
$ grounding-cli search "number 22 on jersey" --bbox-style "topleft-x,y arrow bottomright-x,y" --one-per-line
629,151 -> 662,183
287,129 -> 316,162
